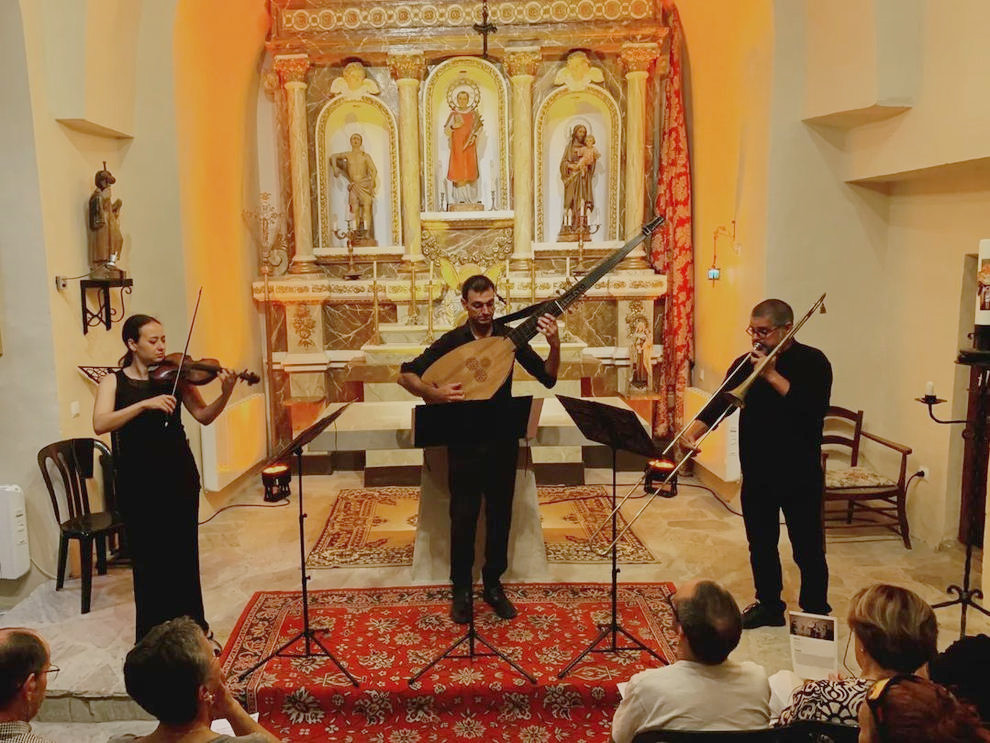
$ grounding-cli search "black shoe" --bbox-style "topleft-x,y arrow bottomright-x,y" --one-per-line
741,602 -> 786,630
482,583 -> 517,620
450,587 -> 473,624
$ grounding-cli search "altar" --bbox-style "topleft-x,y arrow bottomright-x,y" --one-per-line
311,397 -> 649,582
248,0 -> 672,451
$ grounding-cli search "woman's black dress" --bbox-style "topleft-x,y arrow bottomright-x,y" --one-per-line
113,370 -> 207,641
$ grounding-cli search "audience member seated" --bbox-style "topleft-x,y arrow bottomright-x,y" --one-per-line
775,583 -> 936,727
858,674 -> 990,743
109,617 -> 279,743
0,628 -> 56,743
930,633 -> 990,723
610,580 -> 770,743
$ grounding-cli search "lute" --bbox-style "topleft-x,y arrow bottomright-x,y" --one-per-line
421,215 -> 665,400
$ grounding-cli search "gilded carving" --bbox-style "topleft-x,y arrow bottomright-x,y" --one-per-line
291,304 -> 318,349
274,54 -> 310,85
281,1 -> 655,32
504,48 -> 541,78
619,43 -> 660,75
330,61 -> 380,99
386,51 -> 426,81
553,51 -> 605,92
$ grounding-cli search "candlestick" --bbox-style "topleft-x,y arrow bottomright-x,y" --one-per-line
371,261 -> 382,345
425,273 -> 435,343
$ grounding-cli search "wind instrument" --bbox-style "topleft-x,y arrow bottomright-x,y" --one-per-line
590,291 -> 827,554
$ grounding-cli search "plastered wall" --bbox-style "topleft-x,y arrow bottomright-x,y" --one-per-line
1,0 -> 268,607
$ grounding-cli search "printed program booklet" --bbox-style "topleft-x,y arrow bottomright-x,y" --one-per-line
788,610 -> 837,680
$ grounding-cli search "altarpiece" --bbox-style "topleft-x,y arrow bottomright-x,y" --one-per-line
250,0 -> 671,447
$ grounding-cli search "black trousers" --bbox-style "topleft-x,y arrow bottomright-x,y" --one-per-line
447,441 -> 519,590
740,472 -> 829,613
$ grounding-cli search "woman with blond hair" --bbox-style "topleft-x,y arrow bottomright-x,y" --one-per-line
776,583 -> 937,727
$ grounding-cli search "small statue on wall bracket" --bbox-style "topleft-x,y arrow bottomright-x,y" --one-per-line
87,162 -> 124,279
330,133 -> 378,246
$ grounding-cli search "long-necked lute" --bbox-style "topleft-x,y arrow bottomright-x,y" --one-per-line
421,215 -> 665,399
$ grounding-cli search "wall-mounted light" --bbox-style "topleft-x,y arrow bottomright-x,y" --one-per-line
709,220 -> 736,287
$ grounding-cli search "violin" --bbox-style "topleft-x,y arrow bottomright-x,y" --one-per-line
149,353 -> 260,386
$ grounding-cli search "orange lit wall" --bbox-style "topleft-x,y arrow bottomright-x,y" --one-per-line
674,0 -> 775,386
173,0 -> 269,375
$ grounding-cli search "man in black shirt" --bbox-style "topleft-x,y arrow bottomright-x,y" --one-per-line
398,275 -> 560,623
683,299 -> 832,629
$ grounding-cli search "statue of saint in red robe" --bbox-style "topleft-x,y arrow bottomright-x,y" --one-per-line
444,90 -> 483,204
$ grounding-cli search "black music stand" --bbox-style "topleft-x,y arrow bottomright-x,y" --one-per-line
407,396 -> 539,686
554,395 -> 667,679
238,403 -> 359,685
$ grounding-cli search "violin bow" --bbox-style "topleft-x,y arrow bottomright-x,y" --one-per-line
165,287 -> 203,428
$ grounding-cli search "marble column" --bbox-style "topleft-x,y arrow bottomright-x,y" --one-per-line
275,54 -> 319,274
620,43 -> 661,241
505,47 -> 541,270
388,51 -> 427,268
275,54 -> 320,273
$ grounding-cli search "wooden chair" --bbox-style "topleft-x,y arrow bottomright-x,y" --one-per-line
785,720 -> 859,743
37,438 -> 125,613
821,406 -> 913,548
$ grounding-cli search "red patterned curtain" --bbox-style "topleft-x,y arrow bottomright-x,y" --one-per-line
651,3 -> 694,437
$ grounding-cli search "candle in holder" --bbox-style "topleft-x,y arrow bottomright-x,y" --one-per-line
925,381 -> 935,397
565,257 -> 571,278
373,260 -> 377,281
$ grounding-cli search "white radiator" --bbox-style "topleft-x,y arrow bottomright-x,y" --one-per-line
200,393 -> 267,492
684,387 -> 741,483
0,485 -> 30,579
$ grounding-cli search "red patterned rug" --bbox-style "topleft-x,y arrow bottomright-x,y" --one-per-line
222,582 -> 677,742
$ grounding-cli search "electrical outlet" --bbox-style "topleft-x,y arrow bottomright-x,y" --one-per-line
54,276 -> 68,291
70,401 -> 80,418
919,466 -> 930,479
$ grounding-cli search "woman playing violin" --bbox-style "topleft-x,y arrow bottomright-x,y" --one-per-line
93,314 -> 244,642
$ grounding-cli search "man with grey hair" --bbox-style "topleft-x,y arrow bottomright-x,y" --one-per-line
684,298 -> 832,629
610,580 -> 769,741
0,628 -> 56,743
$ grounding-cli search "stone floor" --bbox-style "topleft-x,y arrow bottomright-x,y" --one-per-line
6,467 -> 985,742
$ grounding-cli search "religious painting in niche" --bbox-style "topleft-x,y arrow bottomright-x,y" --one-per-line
330,133 -> 378,245
423,57 -> 510,214
443,79 -> 484,210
